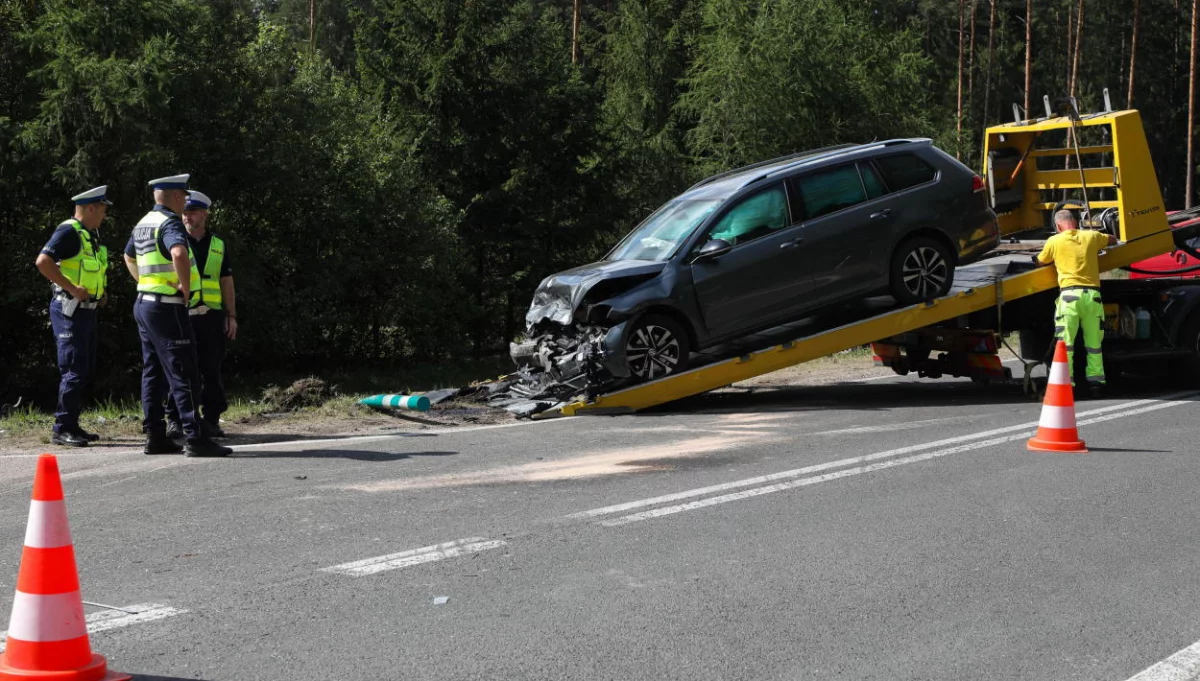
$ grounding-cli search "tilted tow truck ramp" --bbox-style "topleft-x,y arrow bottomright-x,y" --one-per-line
557,108 -> 1175,416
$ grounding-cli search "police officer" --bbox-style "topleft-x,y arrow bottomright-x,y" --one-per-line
34,186 -> 111,448
1035,209 -> 1118,396
165,190 -> 236,439
122,174 -> 231,457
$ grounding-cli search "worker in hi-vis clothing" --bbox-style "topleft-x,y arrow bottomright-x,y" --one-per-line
34,186 -> 112,447
123,174 -> 231,458
1035,208 -> 1118,396
165,190 -> 235,440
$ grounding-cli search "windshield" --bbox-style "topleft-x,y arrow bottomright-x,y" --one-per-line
606,198 -> 723,262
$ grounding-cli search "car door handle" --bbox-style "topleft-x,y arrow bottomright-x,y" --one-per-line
870,209 -> 892,220
780,237 -> 804,249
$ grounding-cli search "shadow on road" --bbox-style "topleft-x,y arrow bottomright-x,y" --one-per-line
1085,446 -> 1174,453
234,449 -> 457,462
134,676 -> 215,681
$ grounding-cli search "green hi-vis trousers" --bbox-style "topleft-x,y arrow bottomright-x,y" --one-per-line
1054,288 -> 1106,385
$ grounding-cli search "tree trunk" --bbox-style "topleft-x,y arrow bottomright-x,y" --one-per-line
967,0 -> 978,120
309,0 -> 316,53
983,0 -> 997,122
1128,0 -> 1141,108
1065,5 -> 1074,94
1189,0 -> 1198,208
1024,0 -> 1033,116
572,0 -> 582,65
1071,0 -> 1085,97
957,0 -> 965,157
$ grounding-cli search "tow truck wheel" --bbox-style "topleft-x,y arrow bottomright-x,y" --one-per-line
890,237 -> 954,305
625,314 -> 690,382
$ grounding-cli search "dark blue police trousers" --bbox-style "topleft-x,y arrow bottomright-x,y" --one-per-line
165,310 -> 228,426
133,296 -> 203,440
50,298 -> 96,434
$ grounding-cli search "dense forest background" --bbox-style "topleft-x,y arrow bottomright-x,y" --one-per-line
2,0 -> 1197,405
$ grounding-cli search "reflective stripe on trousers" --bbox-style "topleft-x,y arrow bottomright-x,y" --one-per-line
1054,288 -> 1106,384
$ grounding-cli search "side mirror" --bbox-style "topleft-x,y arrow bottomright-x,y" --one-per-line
693,239 -> 732,263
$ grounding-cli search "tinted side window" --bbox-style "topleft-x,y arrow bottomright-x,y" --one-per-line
860,163 -> 886,199
795,165 -> 867,220
707,184 -> 789,246
875,154 -> 937,191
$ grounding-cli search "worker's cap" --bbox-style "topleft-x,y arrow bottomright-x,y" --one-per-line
148,174 -> 190,190
184,190 -> 212,211
71,185 -> 112,206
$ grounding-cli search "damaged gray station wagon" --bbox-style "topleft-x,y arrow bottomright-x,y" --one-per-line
513,140 -> 1000,393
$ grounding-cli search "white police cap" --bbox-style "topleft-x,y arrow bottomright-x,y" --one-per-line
71,185 -> 112,206
184,190 -> 213,211
148,174 -> 190,190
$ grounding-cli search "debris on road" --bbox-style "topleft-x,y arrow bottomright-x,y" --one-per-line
423,389 -> 459,406
433,596 -> 450,605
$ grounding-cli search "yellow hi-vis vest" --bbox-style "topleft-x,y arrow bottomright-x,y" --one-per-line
57,219 -> 108,298
132,210 -> 199,296
193,234 -> 225,310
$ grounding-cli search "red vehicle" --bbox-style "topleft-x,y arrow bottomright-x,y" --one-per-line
1128,209 -> 1200,279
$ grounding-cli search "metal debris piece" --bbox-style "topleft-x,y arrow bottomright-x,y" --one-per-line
433,596 -> 450,605
423,389 -> 459,406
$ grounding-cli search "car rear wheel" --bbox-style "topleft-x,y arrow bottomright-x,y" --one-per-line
890,236 -> 955,305
625,314 -> 690,381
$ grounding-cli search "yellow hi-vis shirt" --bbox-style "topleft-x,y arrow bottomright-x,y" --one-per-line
1036,229 -> 1109,288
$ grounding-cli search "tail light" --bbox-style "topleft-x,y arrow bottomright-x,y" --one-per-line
972,174 -> 986,193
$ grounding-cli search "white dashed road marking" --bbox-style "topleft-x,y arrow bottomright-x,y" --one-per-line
0,603 -> 187,653
321,537 -> 509,577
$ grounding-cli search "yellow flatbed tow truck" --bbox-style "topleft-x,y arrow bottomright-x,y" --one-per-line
555,100 -> 1200,416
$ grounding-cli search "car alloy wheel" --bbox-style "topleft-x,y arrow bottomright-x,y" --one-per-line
626,321 -> 684,380
900,245 -> 950,300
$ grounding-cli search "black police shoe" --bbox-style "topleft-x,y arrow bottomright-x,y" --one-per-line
165,421 -> 185,441
1088,383 -> 1107,400
202,420 -> 226,439
74,428 -> 101,442
51,431 -> 89,448
185,438 -> 232,458
144,433 -> 184,455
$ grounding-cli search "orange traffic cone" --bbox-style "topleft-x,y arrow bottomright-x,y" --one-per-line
1027,340 -> 1088,453
0,454 -> 130,681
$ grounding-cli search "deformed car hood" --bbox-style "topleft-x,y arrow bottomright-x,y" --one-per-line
526,260 -> 666,326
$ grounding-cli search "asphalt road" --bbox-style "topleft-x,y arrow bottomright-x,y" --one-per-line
1,370 -> 1199,681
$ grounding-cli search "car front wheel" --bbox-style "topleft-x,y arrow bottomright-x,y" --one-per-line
625,313 -> 690,382
890,236 -> 955,305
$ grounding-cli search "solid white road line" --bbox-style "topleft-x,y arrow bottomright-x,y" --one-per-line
586,393 -> 1199,527
0,602 -> 186,653
321,537 -> 509,577
1124,639 -> 1200,681
566,393 -> 1195,522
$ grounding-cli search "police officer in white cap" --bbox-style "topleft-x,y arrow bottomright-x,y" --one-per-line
165,190 -> 236,439
122,174 -> 231,457
34,186 -> 112,447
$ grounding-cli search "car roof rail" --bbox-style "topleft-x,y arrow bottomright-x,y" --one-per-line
753,139 -> 926,183
686,143 -> 859,191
